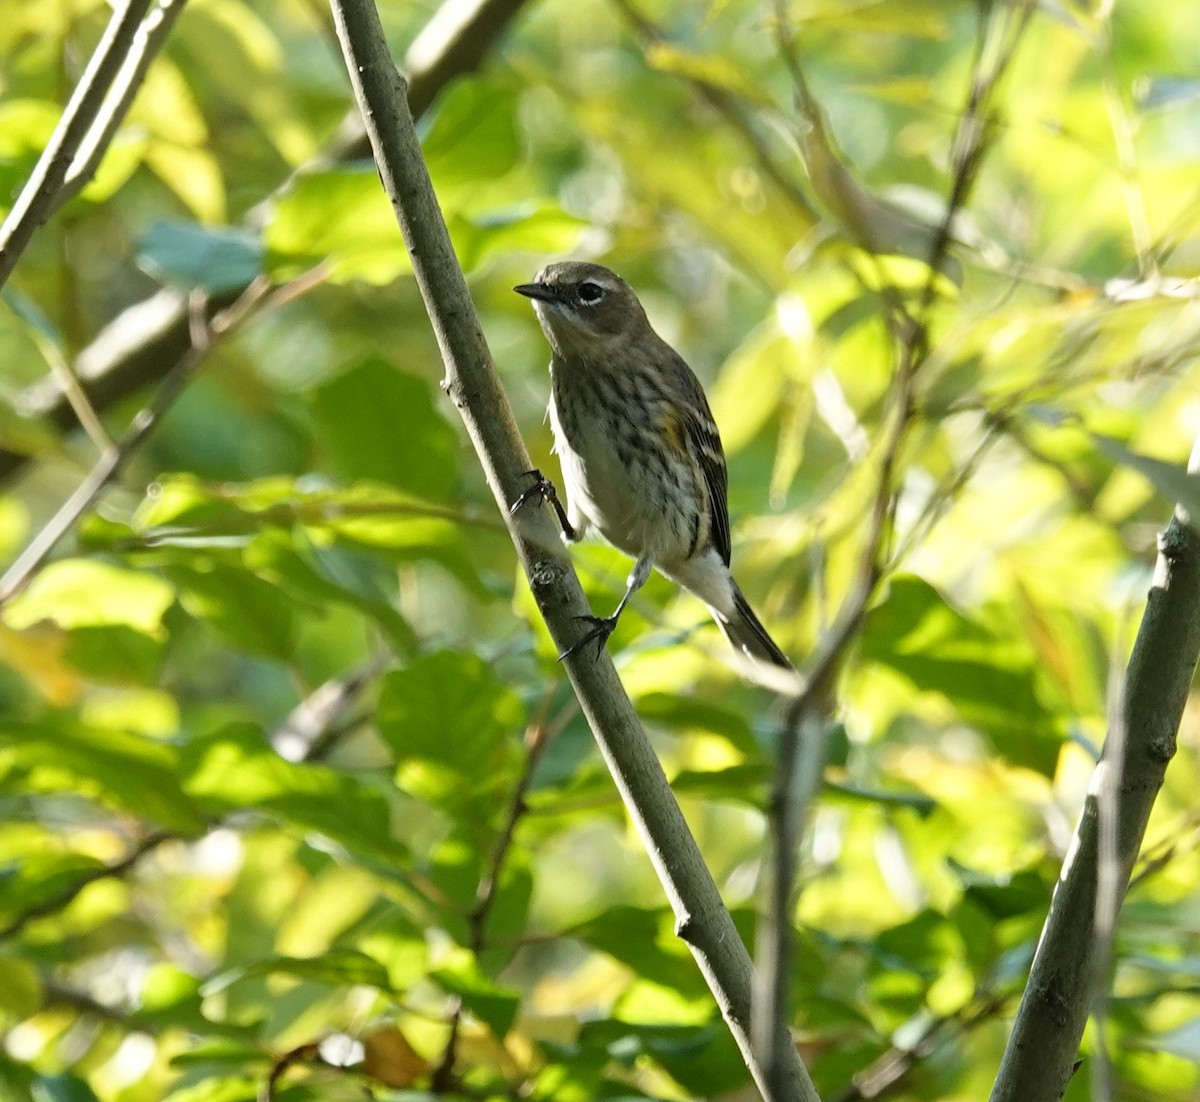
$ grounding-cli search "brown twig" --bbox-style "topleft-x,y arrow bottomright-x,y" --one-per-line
261,1042 -> 324,1102
0,829 -> 173,942
754,4 -> 1036,1095
832,992 -> 1010,1102
431,691 -> 571,1091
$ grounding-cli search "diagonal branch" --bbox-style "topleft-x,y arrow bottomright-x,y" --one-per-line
989,433 -> 1200,1100
0,0 -> 156,289
0,281 -> 271,604
54,0 -> 189,212
325,1 -> 820,1097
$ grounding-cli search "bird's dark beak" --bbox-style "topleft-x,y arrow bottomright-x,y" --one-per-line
514,282 -> 560,304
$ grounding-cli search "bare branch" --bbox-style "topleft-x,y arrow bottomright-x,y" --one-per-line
54,0 -> 189,211
989,432 -> 1200,1100
0,0 -> 156,289
754,5 -> 1036,1093
432,691 -> 568,1090
325,1 -> 820,1097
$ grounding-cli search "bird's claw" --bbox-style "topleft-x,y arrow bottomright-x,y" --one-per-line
557,614 -> 618,662
511,468 -> 578,541
510,468 -> 559,517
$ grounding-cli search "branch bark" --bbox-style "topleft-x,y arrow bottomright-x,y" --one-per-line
325,1 -> 820,1098
0,0 -> 156,289
989,435 -> 1200,1102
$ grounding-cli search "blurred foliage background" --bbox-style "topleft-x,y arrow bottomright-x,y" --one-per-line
1,0 -> 1200,1099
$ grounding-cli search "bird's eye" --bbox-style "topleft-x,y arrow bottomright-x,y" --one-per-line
577,281 -> 605,305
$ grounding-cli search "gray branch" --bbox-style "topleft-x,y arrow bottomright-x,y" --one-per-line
989,438 -> 1200,1101
0,0 -> 156,289
324,1 -> 820,1098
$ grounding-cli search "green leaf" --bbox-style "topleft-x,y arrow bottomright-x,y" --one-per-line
239,948 -> 392,990
32,1074 -> 101,1102
181,724 -> 405,865
162,1077 -> 258,1102
430,948 -> 520,1036
860,575 -> 1060,774
4,559 -> 174,634
165,561 -> 297,659
950,861 -> 1048,920
450,204 -> 586,273
0,953 -> 41,1019
264,166 -> 406,284
635,692 -> 758,753
308,357 -> 459,498
422,79 -> 518,193
137,221 -> 262,294
378,652 -> 523,816
0,720 -> 204,834
0,851 -> 105,931
569,906 -> 695,990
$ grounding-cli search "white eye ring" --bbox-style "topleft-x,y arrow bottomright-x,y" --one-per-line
577,281 -> 605,304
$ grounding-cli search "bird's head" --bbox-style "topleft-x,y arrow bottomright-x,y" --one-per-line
514,262 -> 650,357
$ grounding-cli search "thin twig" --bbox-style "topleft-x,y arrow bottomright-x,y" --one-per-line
261,1042 -> 324,1102
1,660 -> 386,944
608,0 -> 819,223
833,992 -> 1010,1102
431,690 -> 568,1091
0,0 -> 155,289
35,331 -> 114,454
754,5 -> 1036,1094
0,829 -> 172,941
0,278 -> 270,605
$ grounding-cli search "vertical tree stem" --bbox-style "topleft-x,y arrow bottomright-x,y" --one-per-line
990,438 -> 1200,1101
325,1 -> 821,1097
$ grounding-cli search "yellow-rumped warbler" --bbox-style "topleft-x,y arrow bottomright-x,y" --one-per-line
513,261 -> 791,670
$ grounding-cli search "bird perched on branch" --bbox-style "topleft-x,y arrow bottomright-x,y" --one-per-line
513,261 -> 791,672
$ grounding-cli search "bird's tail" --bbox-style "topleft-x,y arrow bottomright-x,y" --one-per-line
710,584 -> 793,670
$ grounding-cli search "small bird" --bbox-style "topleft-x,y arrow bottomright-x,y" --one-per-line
513,261 -> 791,671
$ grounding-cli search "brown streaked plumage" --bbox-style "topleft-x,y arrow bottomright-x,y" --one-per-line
513,261 -> 790,671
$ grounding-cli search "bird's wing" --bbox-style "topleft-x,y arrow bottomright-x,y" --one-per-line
680,382 -> 731,567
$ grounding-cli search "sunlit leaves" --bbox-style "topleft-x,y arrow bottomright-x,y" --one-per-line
0,718 -> 204,833
3,0 -> 1200,1099
860,575 -> 1062,774
181,723 -> 406,865
378,651 -> 524,822
309,357 -> 458,498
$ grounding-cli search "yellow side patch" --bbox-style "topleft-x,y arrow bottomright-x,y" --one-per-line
660,408 -> 688,458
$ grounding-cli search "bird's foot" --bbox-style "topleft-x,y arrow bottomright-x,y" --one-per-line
510,469 -> 558,515
558,614 -> 618,662
510,469 -> 577,540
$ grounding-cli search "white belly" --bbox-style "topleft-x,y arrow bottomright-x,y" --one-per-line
548,394 -> 693,563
